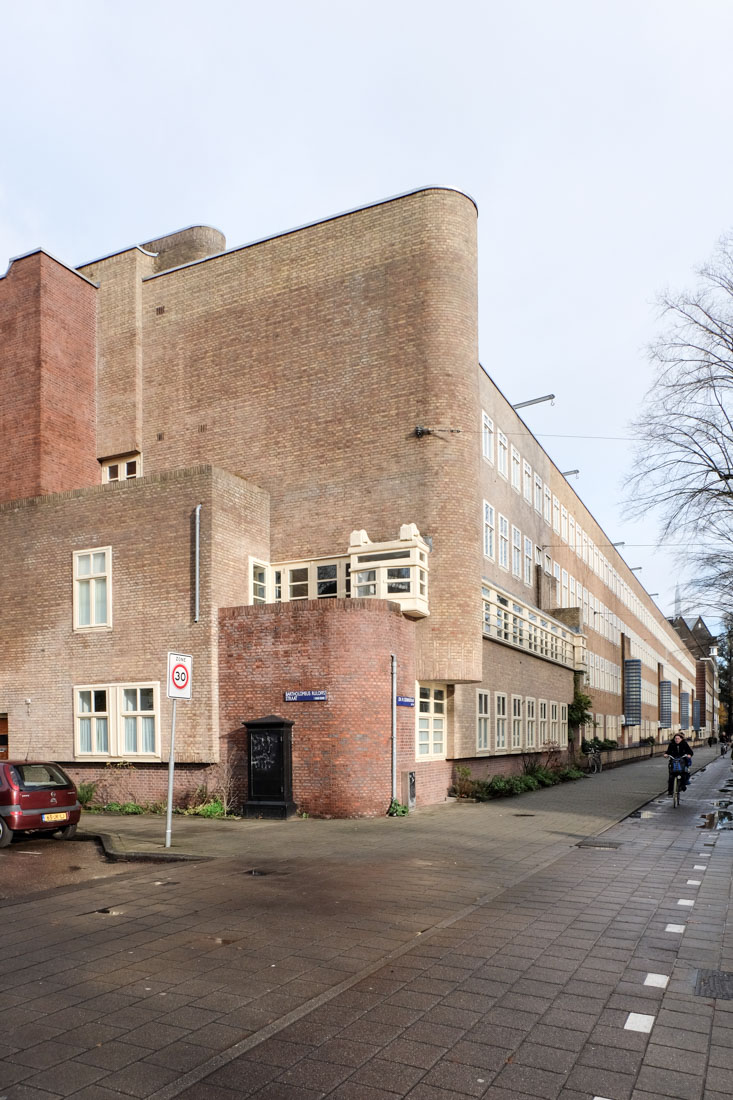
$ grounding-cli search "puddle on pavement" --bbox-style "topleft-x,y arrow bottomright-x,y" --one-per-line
698,809 -> 733,830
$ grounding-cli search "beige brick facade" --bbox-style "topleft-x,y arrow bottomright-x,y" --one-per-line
0,187 -> 716,816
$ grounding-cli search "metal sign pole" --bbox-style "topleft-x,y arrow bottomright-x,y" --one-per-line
165,698 -> 177,848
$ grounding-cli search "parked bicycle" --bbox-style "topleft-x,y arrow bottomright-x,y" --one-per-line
586,748 -> 602,774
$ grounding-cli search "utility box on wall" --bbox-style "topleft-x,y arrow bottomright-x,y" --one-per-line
243,714 -> 297,819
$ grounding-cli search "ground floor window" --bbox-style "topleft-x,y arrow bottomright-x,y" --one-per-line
417,684 -> 446,758
526,698 -> 536,748
495,692 -> 507,751
477,691 -> 490,751
539,699 -> 548,743
74,682 -> 160,760
511,696 -> 523,749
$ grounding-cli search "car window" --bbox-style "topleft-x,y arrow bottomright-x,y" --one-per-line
11,763 -> 72,789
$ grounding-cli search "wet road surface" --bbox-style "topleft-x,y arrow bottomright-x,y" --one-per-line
0,834 -> 140,901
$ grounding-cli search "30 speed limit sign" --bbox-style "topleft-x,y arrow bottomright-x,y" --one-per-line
167,652 -> 193,700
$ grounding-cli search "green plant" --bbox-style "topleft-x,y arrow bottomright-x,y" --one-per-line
555,766 -> 586,781
76,781 -> 98,807
191,797 -> 226,818
453,765 -> 475,799
387,797 -> 409,816
120,801 -> 144,814
532,766 -> 559,787
104,801 -> 123,813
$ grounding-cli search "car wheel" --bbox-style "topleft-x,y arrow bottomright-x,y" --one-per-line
0,818 -> 14,848
55,823 -> 77,840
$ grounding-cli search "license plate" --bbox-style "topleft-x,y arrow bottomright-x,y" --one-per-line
42,812 -> 68,822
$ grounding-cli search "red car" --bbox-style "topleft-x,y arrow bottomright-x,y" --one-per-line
0,761 -> 81,847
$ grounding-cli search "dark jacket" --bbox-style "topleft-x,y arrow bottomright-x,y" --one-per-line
665,738 -> 693,761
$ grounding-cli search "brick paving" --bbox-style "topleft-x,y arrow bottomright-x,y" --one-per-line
0,747 -> 732,1099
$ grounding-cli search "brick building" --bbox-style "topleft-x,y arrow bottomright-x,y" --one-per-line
0,187 -> 715,816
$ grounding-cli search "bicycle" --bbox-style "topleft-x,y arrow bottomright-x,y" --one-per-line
587,749 -> 602,774
668,758 -> 690,808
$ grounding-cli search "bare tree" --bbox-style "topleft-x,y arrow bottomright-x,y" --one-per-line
628,234 -> 733,605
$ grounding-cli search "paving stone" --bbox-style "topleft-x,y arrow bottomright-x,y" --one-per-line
634,1065 -> 703,1099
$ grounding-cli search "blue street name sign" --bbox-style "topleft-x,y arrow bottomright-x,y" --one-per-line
284,690 -> 327,702
397,696 -> 415,707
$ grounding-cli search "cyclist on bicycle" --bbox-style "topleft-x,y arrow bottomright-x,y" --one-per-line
664,732 -> 693,796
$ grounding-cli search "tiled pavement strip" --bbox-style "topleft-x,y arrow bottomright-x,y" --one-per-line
0,749 -> 731,1100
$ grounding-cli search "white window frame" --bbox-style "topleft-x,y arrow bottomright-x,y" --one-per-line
534,474 -> 543,513
552,495 -> 561,534
483,501 -> 495,560
102,453 -> 141,483
526,698 -> 536,749
495,692 -> 508,752
511,695 -> 523,750
550,702 -> 559,743
511,526 -> 522,577
74,682 -> 160,760
538,699 -> 548,744
73,547 -> 112,631
511,446 -> 521,492
523,460 -> 532,504
544,485 -> 552,525
251,560 -> 268,604
497,431 -> 508,478
417,683 -> 447,759
482,412 -> 495,463
477,690 -> 490,752
561,506 -> 568,542
523,537 -> 533,586
498,514 -> 509,570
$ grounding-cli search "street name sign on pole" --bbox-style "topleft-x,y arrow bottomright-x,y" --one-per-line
165,652 -> 193,848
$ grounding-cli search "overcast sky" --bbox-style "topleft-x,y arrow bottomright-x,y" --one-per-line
3,0 -> 733,627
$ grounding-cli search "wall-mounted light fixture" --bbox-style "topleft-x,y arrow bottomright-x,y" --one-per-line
512,393 -> 555,410
561,469 -> 579,478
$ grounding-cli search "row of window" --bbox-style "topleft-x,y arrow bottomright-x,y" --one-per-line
477,691 -> 568,754
482,411 -> 689,668
482,585 -> 577,668
75,683 -> 159,757
252,557 -> 427,604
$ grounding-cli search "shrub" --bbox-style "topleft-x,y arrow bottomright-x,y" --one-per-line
76,781 -> 98,807
555,766 -> 586,781
453,765 -> 475,799
520,774 -> 540,791
387,797 -> 409,816
530,767 -> 555,787
104,801 -> 122,813
120,801 -> 144,815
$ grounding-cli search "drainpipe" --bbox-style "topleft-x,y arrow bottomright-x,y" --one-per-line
391,654 -> 397,800
194,504 -> 202,623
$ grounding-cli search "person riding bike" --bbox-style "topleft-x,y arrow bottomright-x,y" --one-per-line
664,732 -> 693,796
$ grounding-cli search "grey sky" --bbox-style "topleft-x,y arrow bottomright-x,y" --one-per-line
4,0 -> 733,624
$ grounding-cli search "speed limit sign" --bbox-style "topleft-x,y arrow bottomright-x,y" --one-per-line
167,652 -> 193,700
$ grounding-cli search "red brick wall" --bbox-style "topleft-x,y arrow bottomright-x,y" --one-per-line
0,251 -> 98,503
219,599 -> 419,817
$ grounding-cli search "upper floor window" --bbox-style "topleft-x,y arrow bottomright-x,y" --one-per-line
482,413 -> 494,462
498,515 -> 509,569
73,548 -> 111,630
543,485 -> 552,525
497,432 -> 508,477
511,447 -> 521,492
483,502 -> 495,560
252,562 -> 267,604
102,454 -> 141,483
523,461 -> 532,504
534,474 -> 543,513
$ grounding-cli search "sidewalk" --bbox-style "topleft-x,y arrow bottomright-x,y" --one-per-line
77,743 -> 723,863
0,746 -> 731,1100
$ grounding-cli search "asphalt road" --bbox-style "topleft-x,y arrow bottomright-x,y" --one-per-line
0,834 -> 137,901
